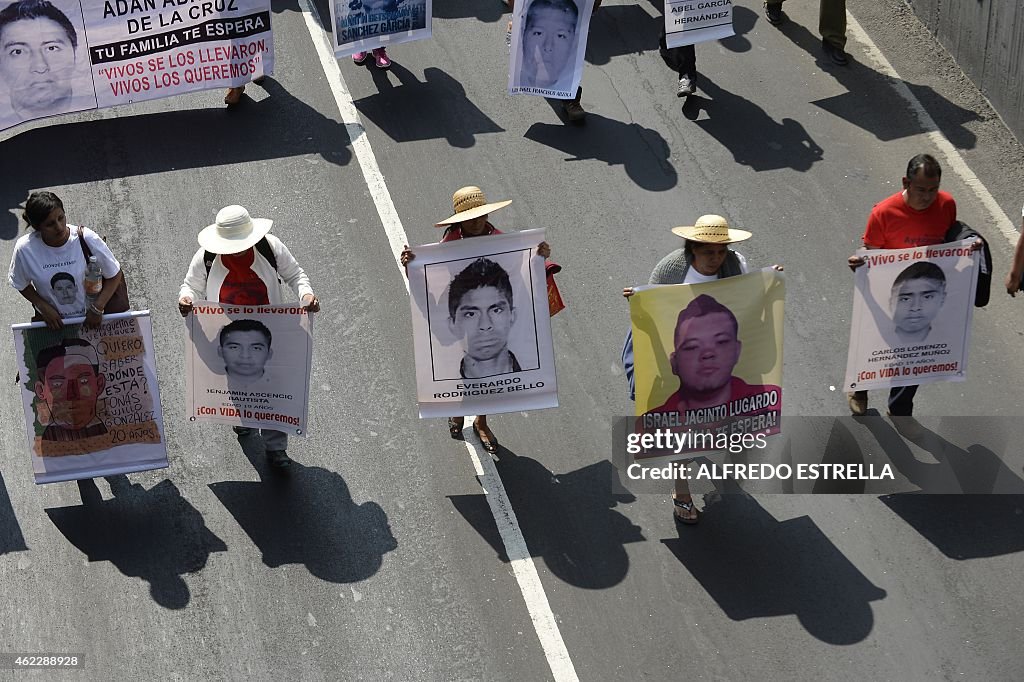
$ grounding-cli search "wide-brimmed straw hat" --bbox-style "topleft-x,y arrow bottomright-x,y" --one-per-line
670,214 -> 751,244
435,186 -> 512,227
198,205 -> 273,254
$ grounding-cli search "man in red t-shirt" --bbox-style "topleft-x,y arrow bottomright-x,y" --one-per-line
847,154 -> 964,432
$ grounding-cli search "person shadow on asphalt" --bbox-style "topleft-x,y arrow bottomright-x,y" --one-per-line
208,433 -> 397,584
856,412 -> 1024,560
46,475 -> 227,609
449,446 -> 644,590
0,472 -> 28,556
661,490 -> 886,645
354,63 -> 504,148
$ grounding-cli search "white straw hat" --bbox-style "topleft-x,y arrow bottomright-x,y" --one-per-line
197,205 -> 273,255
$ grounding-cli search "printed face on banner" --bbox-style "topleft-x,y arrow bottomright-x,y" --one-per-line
0,0 -> 95,128
888,262 -> 947,343
186,304 -> 312,433
631,271 -> 784,457
521,2 -> 578,88
217,320 -> 273,381
670,305 -> 742,401
407,229 -> 558,418
331,0 -> 430,57
12,313 -> 168,483
426,253 -> 539,381
510,0 -> 584,95
33,339 -> 106,437
844,243 -> 976,391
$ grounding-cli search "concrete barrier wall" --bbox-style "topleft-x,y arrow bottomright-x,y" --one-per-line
907,0 -> 1024,143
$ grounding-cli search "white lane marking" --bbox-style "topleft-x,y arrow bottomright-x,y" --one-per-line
846,11 -> 1020,246
296,4 -> 579,680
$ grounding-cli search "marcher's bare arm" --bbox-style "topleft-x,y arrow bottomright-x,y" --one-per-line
1007,227 -> 1024,296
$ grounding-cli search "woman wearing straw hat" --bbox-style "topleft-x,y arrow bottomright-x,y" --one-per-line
623,214 -> 781,524
401,186 -> 551,454
178,205 -> 320,469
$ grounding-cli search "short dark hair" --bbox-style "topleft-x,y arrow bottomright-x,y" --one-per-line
35,338 -> 98,375
525,0 -> 579,29
893,261 -> 946,289
674,294 -> 738,346
448,258 -> 514,320
218,318 -> 272,347
905,153 -> 941,181
23,190 -> 65,229
0,0 -> 78,51
50,271 -> 74,288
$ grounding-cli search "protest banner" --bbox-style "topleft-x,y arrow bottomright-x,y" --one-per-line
664,0 -> 734,49
630,269 -> 784,460
0,0 -> 274,133
844,240 -> 977,392
508,0 -> 595,99
12,311 -> 168,484
186,302 -> 312,434
408,229 -> 558,418
328,0 -> 431,58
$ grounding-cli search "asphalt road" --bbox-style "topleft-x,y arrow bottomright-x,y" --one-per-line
2,0 -> 1024,680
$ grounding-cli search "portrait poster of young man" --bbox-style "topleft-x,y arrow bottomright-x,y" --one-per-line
845,240 -> 978,392
185,303 -> 313,434
12,312 -> 167,483
406,228 -> 558,418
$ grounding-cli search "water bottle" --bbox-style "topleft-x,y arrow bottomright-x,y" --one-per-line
84,256 -> 102,304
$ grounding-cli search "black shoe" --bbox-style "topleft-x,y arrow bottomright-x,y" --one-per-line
267,449 -> 292,468
677,75 -> 695,97
763,2 -> 785,26
822,39 -> 849,65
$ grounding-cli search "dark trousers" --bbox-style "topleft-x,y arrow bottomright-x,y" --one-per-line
887,385 -> 918,417
766,0 -> 847,49
661,44 -> 697,79
658,27 -> 697,79
851,385 -> 918,416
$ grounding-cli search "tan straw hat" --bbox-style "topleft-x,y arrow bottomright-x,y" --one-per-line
197,205 -> 273,255
671,214 -> 752,244
435,186 -> 512,227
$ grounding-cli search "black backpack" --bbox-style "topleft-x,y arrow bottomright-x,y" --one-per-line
944,221 -> 991,307
204,237 -> 280,282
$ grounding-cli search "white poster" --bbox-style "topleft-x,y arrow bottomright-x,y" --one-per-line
844,240 -> 978,392
0,0 -> 274,132
186,303 -> 312,434
664,0 -> 734,49
408,229 -> 558,418
508,0 -> 594,100
12,311 -> 168,484
329,0 -> 431,58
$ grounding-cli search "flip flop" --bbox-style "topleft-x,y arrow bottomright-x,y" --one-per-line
673,497 -> 700,525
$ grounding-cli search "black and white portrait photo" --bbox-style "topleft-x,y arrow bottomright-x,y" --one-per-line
0,0 -> 97,131
407,229 -> 558,418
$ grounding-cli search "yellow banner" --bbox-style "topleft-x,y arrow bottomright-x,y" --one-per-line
630,269 -> 784,445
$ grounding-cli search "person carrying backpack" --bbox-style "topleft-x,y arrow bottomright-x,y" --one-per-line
178,205 -> 321,469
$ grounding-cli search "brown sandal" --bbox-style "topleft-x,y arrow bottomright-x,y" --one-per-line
448,417 -> 464,440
